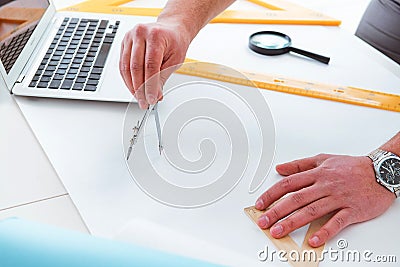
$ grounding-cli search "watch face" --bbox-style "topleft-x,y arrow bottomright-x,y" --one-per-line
378,157 -> 400,187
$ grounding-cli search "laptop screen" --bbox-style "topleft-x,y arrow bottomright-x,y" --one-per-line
0,0 -> 50,74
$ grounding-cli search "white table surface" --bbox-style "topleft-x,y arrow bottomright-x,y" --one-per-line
1,0 -> 399,266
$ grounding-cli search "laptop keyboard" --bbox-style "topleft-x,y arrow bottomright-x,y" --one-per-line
29,17 -> 120,92
0,25 -> 36,74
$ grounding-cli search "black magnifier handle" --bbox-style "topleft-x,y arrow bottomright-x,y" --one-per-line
289,47 -> 330,64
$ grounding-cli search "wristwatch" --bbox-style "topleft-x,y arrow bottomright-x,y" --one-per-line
368,149 -> 400,198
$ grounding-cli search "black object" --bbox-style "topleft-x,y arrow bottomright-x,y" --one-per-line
0,0 -> 15,6
248,31 -> 330,64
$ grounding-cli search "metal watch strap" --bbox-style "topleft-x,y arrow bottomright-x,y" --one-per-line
368,149 -> 395,162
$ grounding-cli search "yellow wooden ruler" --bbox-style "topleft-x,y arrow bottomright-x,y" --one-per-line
177,59 -> 400,113
61,0 -> 341,26
245,205 -> 331,267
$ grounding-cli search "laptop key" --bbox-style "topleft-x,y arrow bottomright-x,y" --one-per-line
81,67 -> 91,72
70,63 -> 80,69
89,47 -> 98,53
68,68 -> 78,74
76,77 -> 86,83
61,59 -> 71,64
73,58 -> 82,64
72,83 -> 84,91
66,73 -> 76,79
78,72 -> 88,78
74,54 -> 84,59
103,37 -> 114,44
80,43 -> 89,49
40,76 -> 51,82
66,49 -> 75,54
49,80 -> 61,89
58,64 -> 69,69
89,74 -> 101,80
53,74 -> 64,80
51,56 -> 61,61
94,43 -> 111,68
45,66 -> 56,72
37,82 -> 49,88
99,20 -> 108,30
61,80 -> 73,89
87,79 -> 99,86
91,67 -> 103,75
54,51 -> 63,56
84,85 -> 97,92
43,71 -> 54,77
29,81 -> 37,87
85,57 -> 94,62
56,69 -> 66,75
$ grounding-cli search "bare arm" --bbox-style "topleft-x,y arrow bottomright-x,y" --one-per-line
119,0 -> 235,109
380,131 -> 400,155
157,0 -> 235,42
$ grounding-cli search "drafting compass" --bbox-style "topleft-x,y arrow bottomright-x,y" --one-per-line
126,103 -> 163,160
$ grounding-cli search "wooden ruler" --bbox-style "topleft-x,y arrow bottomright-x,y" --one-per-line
61,0 -> 341,26
176,60 -> 400,113
245,206 -> 331,267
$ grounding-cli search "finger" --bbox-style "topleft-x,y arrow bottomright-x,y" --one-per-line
255,169 -> 318,210
144,29 -> 164,105
308,208 -> 353,247
257,185 -> 329,229
131,40 -> 147,108
119,37 -> 134,95
135,82 -> 147,110
276,154 -> 331,176
157,90 -> 164,102
267,197 -> 339,239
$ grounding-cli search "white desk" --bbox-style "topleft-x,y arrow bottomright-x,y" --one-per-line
1,0 -> 399,266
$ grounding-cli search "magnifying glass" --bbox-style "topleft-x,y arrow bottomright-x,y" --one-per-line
249,31 -> 330,64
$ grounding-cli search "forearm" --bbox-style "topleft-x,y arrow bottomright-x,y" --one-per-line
380,131 -> 400,155
157,0 -> 235,42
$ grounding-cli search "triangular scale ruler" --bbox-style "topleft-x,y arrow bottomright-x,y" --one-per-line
244,206 -> 331,267
61,0 -> 341,26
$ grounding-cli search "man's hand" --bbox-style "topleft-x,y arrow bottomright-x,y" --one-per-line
119,22 -> 190,109
255,154 -> 395,247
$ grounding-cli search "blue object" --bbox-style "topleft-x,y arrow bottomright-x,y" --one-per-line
0,218 -> 222,267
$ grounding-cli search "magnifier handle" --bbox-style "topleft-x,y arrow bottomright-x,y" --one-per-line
290,47 -> 330,64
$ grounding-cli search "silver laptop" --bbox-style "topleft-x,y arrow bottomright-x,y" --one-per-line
0,0 -> 146,102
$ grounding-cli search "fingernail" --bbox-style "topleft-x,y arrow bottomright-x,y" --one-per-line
147,95 -> 156,105
257,215 -> 269,229
310,236 -> 320,246
271,224 -> 283,237
255,199 -> 264,210
139,100 -> 147,109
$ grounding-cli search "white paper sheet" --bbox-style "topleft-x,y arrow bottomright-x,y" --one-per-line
14,15 -> 400,267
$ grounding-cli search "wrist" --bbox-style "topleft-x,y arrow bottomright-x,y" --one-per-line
379,131 -> 400,156
157,14 -> 199,44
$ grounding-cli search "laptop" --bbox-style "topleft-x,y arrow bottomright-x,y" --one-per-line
0,0 -> 147,102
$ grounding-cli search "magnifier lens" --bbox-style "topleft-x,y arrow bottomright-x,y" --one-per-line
250,33 -> 290,50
